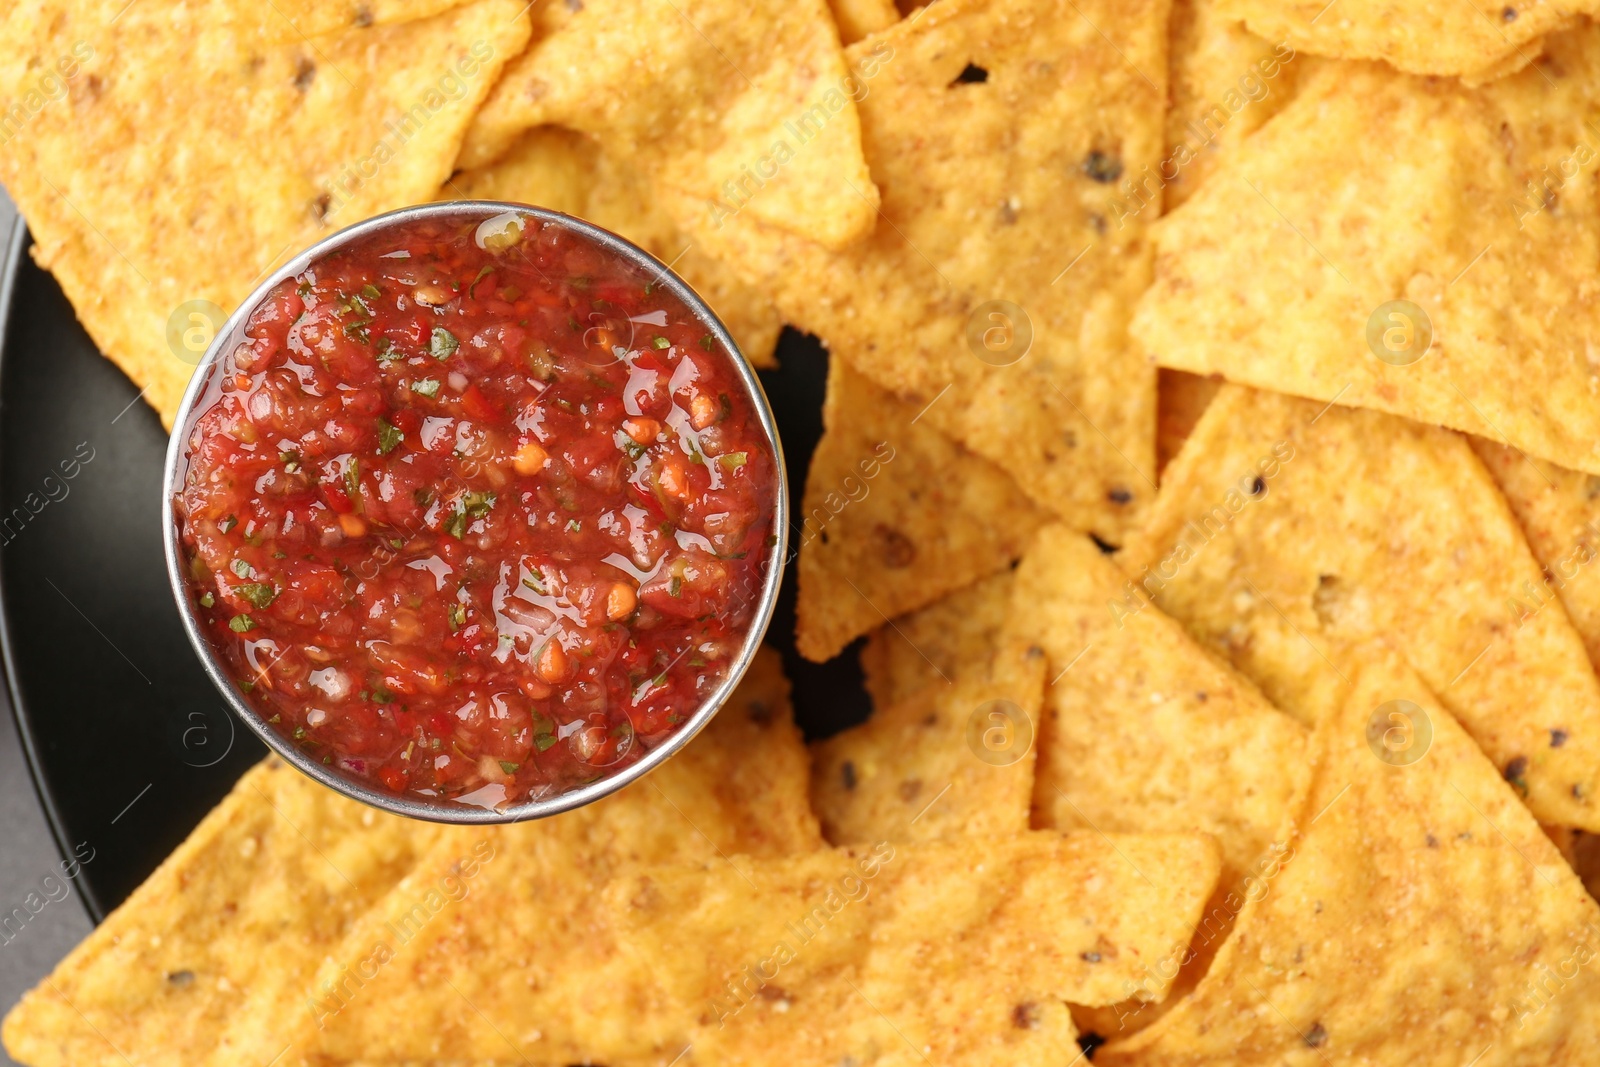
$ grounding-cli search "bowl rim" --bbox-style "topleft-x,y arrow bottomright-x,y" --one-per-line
160,200 -> 788,824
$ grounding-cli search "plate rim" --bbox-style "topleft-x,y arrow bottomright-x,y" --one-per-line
0,218 -> 107,923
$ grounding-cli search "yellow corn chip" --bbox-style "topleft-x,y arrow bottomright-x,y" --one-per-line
619,830 -> 1223,1067
251,0 -> 473,39
795,359 -> 1047,661
810,639 -> 1047,844
1121,384 -> 1600,832
1101,644 -> 1600,1066
290,646 -> 821,1066
1,760 -> 442,1067
1216,0 -> 1574,79
678,0 -> 1168,543
1163,0 -> 1309,211
445,125 -> 781,367
1018,524 -> 1306,894
1469,436 -> 1600,673
0,0 -> 531,427
828,0 -> 900,43
1156,369 -> 1218,477
1135,36 -> 1600,475
859,569 -> 1017,708
458,0 -> 878,250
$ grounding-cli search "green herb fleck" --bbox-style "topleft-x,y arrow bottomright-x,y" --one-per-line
230,558 -> 251,578
444,508 -> 467,539
699,334 -> 714,351
448,602 -> 467,631
462,490 -> 496,517
467,264 -> 494,298
237,583 -> 276,609
534,732 -> 557,752
498,760 -> 520,774
376,339 -> 402,363
414,487 -> 434,507
718,451 -> 748,471
228,614 -> 255,633
411,378 -> 441,398
430,327 -> 459,360
199,591 -> 215,608
344,458 -> 360,500
219,514 -> 238,534
652,335 -> 670,350
344,317 -> 373,344
669,575 -> 682,598
360,283 -> 381,301
280,451 -> 301,473
293,726 -> 307,740
376,418 -> 403,455
565,519 -> 581,534
389,538 -> 404,550
522,569 -> 547,595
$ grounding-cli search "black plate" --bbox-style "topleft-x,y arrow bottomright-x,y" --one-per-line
0,219 -> 868,922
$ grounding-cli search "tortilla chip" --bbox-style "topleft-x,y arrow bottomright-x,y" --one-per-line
458,0 -> 877,250
678,0 -> 1167,543
1136,35 -> 1600,476
1121,384 -> 1600,832
810,639 -> 1047,844
1,760 -> 443,1067
620,830 -> 1223,1067
828,0 -> 900,43
0,0 -> 530,428
251,0 -> 474,39
1156,369 -> 1218,478
1163,0 -> 1310,211
859,570 -> 1017,708
1017,525 -> 1306,895
445,125 -> 782,367
1216,0 -> 1572,79
1100,644 -> 1600,1066
795,359 -> 1048,661
289,646 -> 822,1066
1469,436 -> 1600,674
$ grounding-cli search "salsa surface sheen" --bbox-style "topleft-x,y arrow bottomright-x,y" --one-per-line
175,210 -> 777,808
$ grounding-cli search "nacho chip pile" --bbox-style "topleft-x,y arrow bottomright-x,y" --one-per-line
9,0 -> 1600,1061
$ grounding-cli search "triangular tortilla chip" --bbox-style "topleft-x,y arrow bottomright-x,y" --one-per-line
0,0 -> 531,427
796,359 -> 1048,661
1216,0 -> 1576,79
289,647 -> 822,1066
1017,525 -> 1306,894
1016,524 -> 1306,1039
679,0 -> 1168,543
1470,436 -> 1600,674
625,830 -> 1222,1067
1135,35 -> 1600,475
1,760 -> 442,1067
810,638 -> 1046,844
1121,384 -> 1600,831
445,125 -> 782,367
859,569 -> 1017,708
828,0 -> 900,44
1164,0 -> 1311,211
1100,644 -> 1600,1066
458,0 -> 878,249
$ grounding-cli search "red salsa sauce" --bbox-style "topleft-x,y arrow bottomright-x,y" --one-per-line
175,209 -> 777,808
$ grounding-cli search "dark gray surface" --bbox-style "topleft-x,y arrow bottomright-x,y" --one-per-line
0,168 -> 92,1064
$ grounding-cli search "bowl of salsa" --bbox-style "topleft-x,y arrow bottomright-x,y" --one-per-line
162,202 -> 786,822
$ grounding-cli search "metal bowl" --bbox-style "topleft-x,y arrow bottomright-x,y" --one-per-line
161,201 -> 787,824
